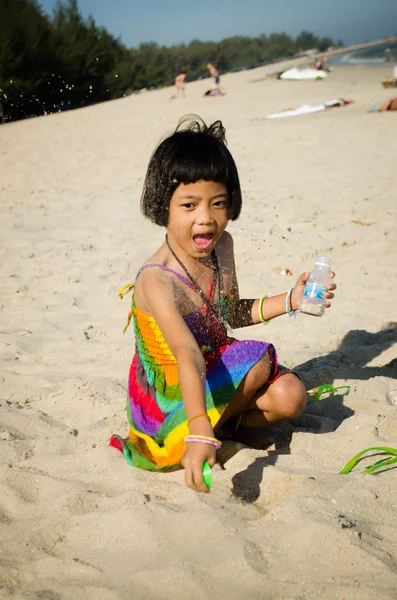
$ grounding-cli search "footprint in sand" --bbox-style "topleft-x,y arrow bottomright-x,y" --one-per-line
243,540 -> 269,574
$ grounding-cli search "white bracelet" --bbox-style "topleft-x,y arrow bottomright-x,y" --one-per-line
286,287 -> 297,317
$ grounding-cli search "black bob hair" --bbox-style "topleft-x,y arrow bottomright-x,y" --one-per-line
141,115 -> 242,226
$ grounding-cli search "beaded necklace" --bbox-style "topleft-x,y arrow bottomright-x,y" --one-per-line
165,234 -> 232,333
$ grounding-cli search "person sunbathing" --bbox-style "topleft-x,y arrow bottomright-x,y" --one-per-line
379,96 -> 397,111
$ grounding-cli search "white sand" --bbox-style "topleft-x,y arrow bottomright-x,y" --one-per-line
1,59 -> 396,599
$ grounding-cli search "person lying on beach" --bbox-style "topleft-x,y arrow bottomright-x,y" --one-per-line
110,116 -> 336,493
379,96 -> 397,111
204,88 -> 225,97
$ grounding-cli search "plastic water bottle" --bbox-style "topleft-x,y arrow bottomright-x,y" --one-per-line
369,101 -> 378,113
299,257 -> 332,317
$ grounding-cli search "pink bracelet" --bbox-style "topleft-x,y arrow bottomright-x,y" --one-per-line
184,437 -> 221,449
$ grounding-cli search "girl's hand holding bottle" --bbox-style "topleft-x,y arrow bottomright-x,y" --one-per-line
290,257 -> 336,317
182,415 -> 218,493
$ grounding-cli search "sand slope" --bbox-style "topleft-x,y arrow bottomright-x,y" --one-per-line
1,60 -> 396,599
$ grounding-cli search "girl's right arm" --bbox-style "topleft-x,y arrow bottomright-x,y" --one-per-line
138,268 -> 216,493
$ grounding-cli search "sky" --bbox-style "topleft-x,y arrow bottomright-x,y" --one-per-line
39,0 -> 397,48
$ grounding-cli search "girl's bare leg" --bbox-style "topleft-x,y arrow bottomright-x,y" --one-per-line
214,353 -> 306,436
239,373 -> 307,428
215,353 -> 271,432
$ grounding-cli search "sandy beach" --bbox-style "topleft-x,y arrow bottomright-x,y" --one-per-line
1,58 -> 396,599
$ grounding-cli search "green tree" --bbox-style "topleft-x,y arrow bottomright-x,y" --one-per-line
0,0 -> 55,118
0,0 -> 338,122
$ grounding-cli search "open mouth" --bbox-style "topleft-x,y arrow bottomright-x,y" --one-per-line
192,233 -> 213,250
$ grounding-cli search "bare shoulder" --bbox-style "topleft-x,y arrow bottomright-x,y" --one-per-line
133,262 -> 201,360
218,229 -> 234,247
215,231 -> 235,293
134,263 -> 174,315
216,230 -> 234,258
216,230 -> 235,262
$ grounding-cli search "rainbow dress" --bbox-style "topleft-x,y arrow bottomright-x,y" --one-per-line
110,264 -> 285,472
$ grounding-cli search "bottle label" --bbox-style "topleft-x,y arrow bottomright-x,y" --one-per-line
303,282 -> 325,300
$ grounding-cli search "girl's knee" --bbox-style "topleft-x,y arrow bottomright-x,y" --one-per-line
269,374 -> 306,419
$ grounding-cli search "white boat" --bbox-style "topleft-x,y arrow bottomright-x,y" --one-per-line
280,68 -> 328,81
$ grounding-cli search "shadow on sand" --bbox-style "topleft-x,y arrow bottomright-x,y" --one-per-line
224,322 -> 397,503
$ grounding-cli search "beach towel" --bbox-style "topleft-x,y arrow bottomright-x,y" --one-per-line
258,98 -> 353,120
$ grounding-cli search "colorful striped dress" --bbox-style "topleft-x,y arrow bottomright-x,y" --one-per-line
110,264 -> 283,472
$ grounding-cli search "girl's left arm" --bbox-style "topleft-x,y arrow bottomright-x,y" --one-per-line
228,282 -> 291,328
226,243 -> 336,328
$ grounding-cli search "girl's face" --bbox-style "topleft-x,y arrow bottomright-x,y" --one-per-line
167,180 -> 229,259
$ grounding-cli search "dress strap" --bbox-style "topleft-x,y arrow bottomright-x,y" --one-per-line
136,263 -> 195,290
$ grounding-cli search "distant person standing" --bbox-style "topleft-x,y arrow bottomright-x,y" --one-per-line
170,71 -> 187,102
207,63 -> 221,89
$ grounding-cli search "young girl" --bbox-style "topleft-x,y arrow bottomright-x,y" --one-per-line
110,116 -> 336,493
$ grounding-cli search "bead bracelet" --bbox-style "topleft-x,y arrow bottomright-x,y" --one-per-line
184,437 -> 221,449
258,295 -> 271,325
187,413 -> 210,426
285,286 -> 297,317
184,434 -> 222,447
184,434 -> 222,445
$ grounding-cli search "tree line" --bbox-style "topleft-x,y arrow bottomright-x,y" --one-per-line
0,0 -> 338,122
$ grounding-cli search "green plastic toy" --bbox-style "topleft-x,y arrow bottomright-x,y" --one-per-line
202,461 -> 213,488
307,384 -> 350,404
